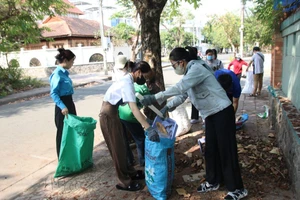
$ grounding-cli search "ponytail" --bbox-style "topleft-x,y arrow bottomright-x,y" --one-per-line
55,48 -> 76,63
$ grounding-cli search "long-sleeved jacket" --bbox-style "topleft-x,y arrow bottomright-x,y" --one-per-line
155,59 -> 231,119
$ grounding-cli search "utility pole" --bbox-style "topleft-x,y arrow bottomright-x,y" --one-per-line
99,0 -> 108,75
239,1 -> 245,57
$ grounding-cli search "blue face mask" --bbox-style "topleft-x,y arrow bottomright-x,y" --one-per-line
207,55 -> 213,61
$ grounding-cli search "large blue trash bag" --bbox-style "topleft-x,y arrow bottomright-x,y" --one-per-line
54,114 -> 97,178
145,116 -> 177,200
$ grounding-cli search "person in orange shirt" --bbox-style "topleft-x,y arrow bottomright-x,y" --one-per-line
227,54 -> 248,80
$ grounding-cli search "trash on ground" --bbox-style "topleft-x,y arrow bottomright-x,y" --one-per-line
257,105 -> 269,119
182,172 -> 205,182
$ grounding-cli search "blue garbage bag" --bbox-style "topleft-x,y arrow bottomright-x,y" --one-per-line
145,116 -> 177,200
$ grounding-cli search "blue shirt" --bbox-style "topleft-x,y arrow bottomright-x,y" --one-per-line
49,66 -> 74,109
214,69 -> 241,98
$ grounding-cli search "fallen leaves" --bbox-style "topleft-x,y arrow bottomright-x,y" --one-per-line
176,188 -> 191,198
269,147 -> 280,155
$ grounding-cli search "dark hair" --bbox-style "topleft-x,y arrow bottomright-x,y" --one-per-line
205,49 -> 213,55
185,46 -> 198,60
217,74 -> 233,92
55,48 -> 76,63
169,47 -> 194,62
253,46 -> 260,51
212,49 -> 218,59
124,60 -> 151,73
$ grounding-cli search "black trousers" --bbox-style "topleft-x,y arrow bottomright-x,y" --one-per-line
54,95 -> 76,158
121,120 -> 145,166
204,105 -> 244,191
191,103 -> 199,120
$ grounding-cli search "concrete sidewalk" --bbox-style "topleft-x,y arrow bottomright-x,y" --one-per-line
6,88 -> 294,200
0,60 -> 295,199
0,72 -> 112,106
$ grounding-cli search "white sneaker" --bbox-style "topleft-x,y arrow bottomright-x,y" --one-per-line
224,188 -> 248,200
190,119 -> 200,124
197,181 -> 220,193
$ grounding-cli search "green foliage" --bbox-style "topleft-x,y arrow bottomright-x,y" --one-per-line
0,63 -> 46,97
0,0 -> 69,52
161,28 -> 195,51
246,0 -> 284,46
244,8 -> 273,46
202,13 -> 240,49
110,22 -> 136,44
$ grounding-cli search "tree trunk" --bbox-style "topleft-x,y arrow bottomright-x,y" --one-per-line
133,0 -> 168,92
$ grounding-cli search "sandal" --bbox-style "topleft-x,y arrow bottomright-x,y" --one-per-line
116,181 -> 142,191
248,94 -> 257,97
131,170 -> 145,180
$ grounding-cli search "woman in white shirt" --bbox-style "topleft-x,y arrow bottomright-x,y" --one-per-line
99,61 -> 159,192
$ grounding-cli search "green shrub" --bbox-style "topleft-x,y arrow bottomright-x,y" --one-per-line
0,62 -> 46,97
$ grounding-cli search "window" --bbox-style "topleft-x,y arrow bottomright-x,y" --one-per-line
29,58 -> 41,67
89,53 -> 103,62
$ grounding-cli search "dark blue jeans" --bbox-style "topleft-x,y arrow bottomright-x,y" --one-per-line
120,120 -> 145,166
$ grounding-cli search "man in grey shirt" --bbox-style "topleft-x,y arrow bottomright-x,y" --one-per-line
246,46 -> 264,97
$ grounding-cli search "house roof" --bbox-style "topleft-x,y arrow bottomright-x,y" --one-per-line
40,16 -> 109,38
63,0 -> 84,15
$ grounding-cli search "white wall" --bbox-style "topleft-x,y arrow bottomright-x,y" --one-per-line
0,44 -> 131,68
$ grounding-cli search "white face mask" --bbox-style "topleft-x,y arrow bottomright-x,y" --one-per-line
174,65 -> 185,75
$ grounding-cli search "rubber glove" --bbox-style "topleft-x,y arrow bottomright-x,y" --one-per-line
160,105 -> 176,117
140,95 -> 156,107
160,106 -> 169,117
145,126 -> 160,142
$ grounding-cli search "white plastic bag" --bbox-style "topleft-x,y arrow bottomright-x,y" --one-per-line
169,104 -> 192,137
242,71 -> 254,94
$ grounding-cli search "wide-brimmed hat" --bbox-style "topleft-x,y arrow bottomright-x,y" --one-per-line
115,55 -> 127,69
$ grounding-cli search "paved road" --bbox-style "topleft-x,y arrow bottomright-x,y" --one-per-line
0,53 -> 271,199
0,80 -> 114,198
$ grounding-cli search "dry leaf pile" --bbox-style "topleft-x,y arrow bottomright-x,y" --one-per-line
170,127 -> 291,199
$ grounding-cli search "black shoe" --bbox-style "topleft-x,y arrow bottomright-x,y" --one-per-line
116,181 -> 142,191
131,170 -> 145,180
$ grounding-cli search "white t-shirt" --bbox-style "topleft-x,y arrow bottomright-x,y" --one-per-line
104,74 -> 136,105
112,67 -> 127,82
252,52 -> 264,74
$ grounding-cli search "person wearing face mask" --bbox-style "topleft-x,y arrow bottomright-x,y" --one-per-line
140,47 -> 248,200
212,49 -> 224,69
228,54 -> 249,80
205,49 -> 224,71
118,62 -> 151,167
99,61 -> 159,192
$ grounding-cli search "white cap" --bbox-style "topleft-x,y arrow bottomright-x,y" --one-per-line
236,54 -> 241,58
115,55 -> 127,69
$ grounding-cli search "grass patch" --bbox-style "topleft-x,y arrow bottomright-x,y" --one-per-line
0,63 -> 48,98
0,76 -> 47,98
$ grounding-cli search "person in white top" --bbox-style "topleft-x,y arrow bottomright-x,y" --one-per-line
99,61 -> 159,192
246,46 -> 265,97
